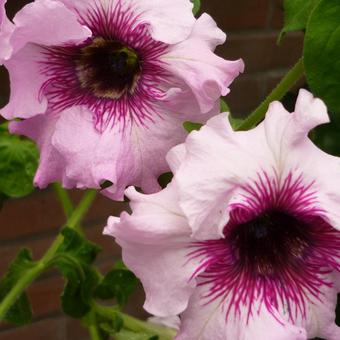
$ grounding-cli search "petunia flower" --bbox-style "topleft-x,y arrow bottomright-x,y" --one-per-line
1,0 -> 243,199
105,90 -> 340,339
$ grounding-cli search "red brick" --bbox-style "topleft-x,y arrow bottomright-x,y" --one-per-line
226,73 -> 266,116
0,317 -> 66,340
201,0 -> 271,30
0,189 -> 126,241
28,276 -> 64,318
269,0 -> 284,29
0,190 -> 64,240
0,67 -> 9,108
219,31 -> 303,74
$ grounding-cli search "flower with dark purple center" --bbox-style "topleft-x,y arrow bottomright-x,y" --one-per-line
0,0 -> 244,199
106,90 -> 340,339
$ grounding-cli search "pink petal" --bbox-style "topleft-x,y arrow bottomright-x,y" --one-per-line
1,44 -> 48,119
0,0 -> 14,62
104,185 -> 197,316
9,114 -> 75,188
163,13 -> 244,114
136,0 -> 195,44
297,273 -> 340,340
177,287 -> 307,340
10,0 -> 91,54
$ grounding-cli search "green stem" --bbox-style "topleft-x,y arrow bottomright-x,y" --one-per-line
237,57 -> 305,131
0,190 -> 97,321
94,304 -> 176,340
53,183 -> 74,218
86,310 -> 102,340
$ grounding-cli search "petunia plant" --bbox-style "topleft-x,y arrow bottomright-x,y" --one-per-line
0,0 -> 339,339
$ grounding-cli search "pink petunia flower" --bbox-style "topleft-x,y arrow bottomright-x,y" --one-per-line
0,0 -> 243,199
105,90 -> 340,339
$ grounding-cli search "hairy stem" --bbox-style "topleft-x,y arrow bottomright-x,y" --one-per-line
0,190 -> 97,321
237,57 -> 304,131
94,304 -> 176,340
86,310 -> 102,340
53,183 -> 74,218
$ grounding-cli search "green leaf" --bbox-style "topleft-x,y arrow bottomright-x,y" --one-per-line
115,330 -> 158,340
220,99 -> 230,113
57,228 -> 101,264
100,314 -> 124,335
0,123 -> 38,198
279,0 -> 319,42
228,115 -> 244,131
183,122 -> 203,133
0,249 -> 34,325
94,265 -> 138,306
52,228 -> 101,318
304,0 -> 340,113
192,0 -> 201,15
314,111 -> 340,156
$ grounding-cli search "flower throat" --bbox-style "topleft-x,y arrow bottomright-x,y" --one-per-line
75,37 -> 141,99
228,210 -> 311,276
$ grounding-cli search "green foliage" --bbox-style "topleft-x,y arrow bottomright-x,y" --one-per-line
192,0 -> 201,15
0,249 -> 34,325
220,99 -> 230,113
304,0 -> 340,113
278,0 -> 319,42
183,121 -> 203,133
314,111 -> 340,156
115,330 -> 158,340
99,314 -> 124,335
228,115 -> 243,131
52,228 -> 101,318
95,262 -> 138,307
0,123 -> 38,198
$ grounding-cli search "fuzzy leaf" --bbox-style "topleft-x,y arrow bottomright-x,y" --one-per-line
220,99 -> 230,113
95,265 -> 138,306
192,0 -> 201,15
0,249 -> 34,325
183,122 -> 203,133
279,0 -> 319,42
304,0 -> 340,113
115,330 -> 158,340
0,123 -> 38,198
52,228 -> 101,318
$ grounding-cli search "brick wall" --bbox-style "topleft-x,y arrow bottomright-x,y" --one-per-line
0,0 -> 304,338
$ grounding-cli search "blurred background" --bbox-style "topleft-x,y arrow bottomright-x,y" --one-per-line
0,0 -> 304,339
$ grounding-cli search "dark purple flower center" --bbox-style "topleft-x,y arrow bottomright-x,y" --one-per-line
229,210 -> 311,276
75,37 -> 141,99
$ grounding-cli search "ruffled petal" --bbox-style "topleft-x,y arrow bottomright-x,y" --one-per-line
9,113 -> 75,188
0,0 -> 14,62
10,0 -> 91,54
12,105 -> 190,199
177,287 -> 306,340
102,113 -> 188,199
1,44 -> 48,119
163,13 -> 244,114
135,0 -> 195,44
263,89 -> 340,230
60,0 -> 195,45
174,113 -> 272,239
104,184 -> 198,316
296,273 -> 340,340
